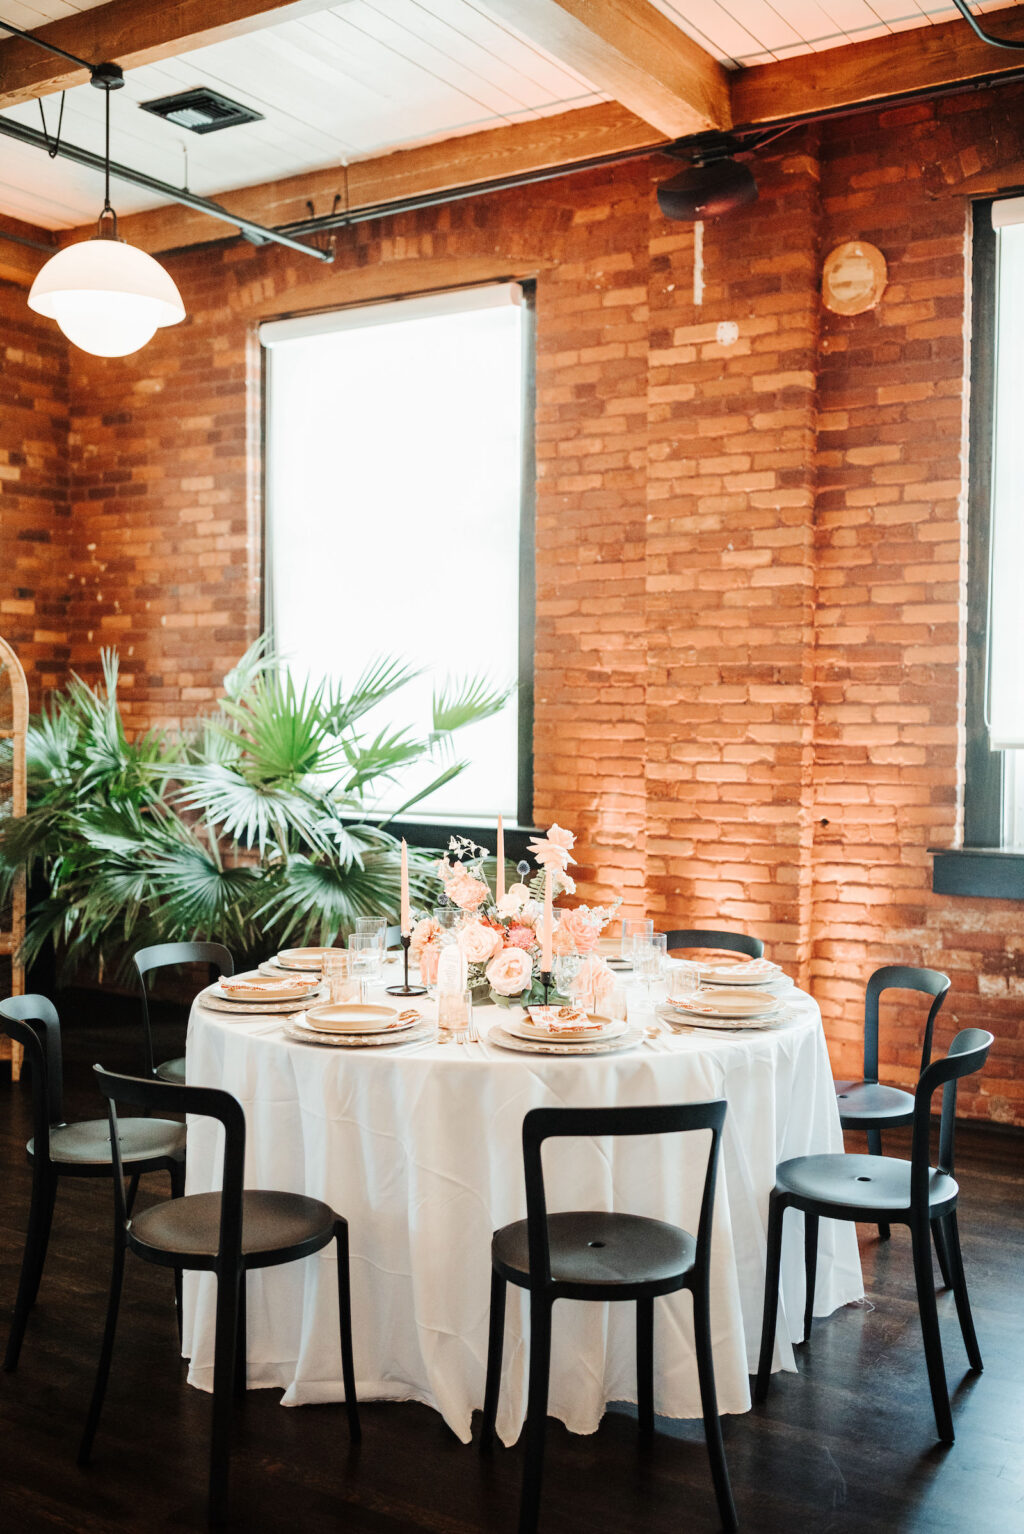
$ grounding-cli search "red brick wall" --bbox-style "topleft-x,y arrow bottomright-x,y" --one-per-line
0,282 -> 70,702
7,85 -> 1024,1122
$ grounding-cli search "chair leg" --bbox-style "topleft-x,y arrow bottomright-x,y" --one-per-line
209,1268 -> 240,1525
910,1218 -> 954,1443
125,1173 -> 141,1218
802,1212 -> 819,1345
78,1237 -> 126,1465
334,1222 -> 361,1444
4,1169 -> 57,1372
234,1275 -> 247,1399
931,1215 -> 954,1289
518,1294 -> 552,1534
170,1161 -> 185,1347
636,1296 -> 655,1440
943,1212 -> 983,1373
866,1129 -> 890,1241
693,1282 -> 738,1534
755,1190 -> 786,1402
480,1268 -> 506,1452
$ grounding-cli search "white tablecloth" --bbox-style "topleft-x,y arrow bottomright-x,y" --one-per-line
182,980 -> 862,1444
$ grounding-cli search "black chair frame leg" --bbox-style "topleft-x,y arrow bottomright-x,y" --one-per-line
802,1212 -> 819,1344
636,1296 -> 655,1440
209,1270 -> 240,1525
943,1212 -> 983,1372
334,1221 -> 361,1443
79,1237 -> 127,1465
480,1270 -> 507,1453
755,1191 -> 786,1402
4,1169 -> 57,1372
910,1217 -> 954,1443
693,1282 -> 738,1532
931,1214 -> 954,1289
865,1128 -> 891,1240
518,1294 -> 552,1534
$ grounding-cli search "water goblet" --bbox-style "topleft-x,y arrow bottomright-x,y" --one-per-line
349,931 -> 382,987
621,917 -> 654,962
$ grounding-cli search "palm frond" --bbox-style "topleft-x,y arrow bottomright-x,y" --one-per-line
171,764 -> 332,859
320,655 -> 422,734
217,671 -> 343,782
430,674 -> 513,748
342,727 -> 426,794
222,634 -> 280,700
379,762 -> 467,824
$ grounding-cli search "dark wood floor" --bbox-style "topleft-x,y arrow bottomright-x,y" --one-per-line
1,993 -> 1022,1532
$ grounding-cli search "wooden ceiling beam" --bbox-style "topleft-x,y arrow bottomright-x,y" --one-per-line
61,100 -> 668,257
732,2 -> 1024,125
0,0 -> 328,110
478,0 -> 731,137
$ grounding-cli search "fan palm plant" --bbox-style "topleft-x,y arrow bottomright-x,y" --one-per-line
0,642 -> 511,978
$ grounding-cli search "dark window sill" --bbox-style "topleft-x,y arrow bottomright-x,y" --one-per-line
930,847 -> 1024,899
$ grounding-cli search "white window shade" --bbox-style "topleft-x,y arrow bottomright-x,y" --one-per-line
263,285 -> 524,820
987,221 -> 1024,749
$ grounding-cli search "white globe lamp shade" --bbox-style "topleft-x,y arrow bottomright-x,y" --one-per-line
28,237 -> 186,357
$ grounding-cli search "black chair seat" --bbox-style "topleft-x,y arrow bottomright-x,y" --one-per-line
493,1211 -> 696,1296
30,1117 -> 187,1168
835,1078 -> 915,1126
776,1153 -> 958,1216
131,1189 -> 337,1266
155,1056 -> 187,1085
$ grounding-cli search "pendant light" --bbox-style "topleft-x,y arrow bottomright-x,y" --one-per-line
28,63 -> 185,358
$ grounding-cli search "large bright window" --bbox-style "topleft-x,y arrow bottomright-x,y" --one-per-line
261,284 -> 532,824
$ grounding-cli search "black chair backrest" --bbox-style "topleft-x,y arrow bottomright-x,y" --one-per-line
522,1101 -> 727,1289
0,994 -> 63,1163
384,924 -> 402,948
864,965 -> 950,1083
910,1029 -> 993,1208
93,1065 -> 246,1263
133,941 -> 234,1077
661,929 -> 764,960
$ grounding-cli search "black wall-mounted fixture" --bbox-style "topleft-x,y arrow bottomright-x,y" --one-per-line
951,0 -> 1024,51
656,133 -> 758,222
140,87 -> 264,135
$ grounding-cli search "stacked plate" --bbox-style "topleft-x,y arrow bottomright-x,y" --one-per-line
260,947 -> 336,977
200,971 -> 323,1016
660,987 -> 784,1032
668,955 -> 787,988
489,1004 -> 640,1056
285,1002 -> 432,1049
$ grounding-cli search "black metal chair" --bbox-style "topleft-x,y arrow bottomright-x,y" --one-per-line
79,1066 -> 360,1524
756,1028 -> 993,1443
0,996 -> 185,1373
662,929 -> 764,960
134,941 -> 234,1084
479,1102 -> 736,1534
835,965 -> 951,1245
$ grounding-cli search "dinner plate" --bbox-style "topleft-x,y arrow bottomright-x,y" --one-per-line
275,947 -> 336,972
284,1018 -> 435,1049
302,1002 -> 408,1035
667,956 -> 783,986
506,1012 -> 627,1044
666,987 -> 782,1019
657,1005 -> 785,1034
214,974 -> 319,1004
199,987 -> 324,1016
487,1022 -> 643,1056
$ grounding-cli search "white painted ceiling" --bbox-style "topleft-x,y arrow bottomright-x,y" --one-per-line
0,0 -> 1014,229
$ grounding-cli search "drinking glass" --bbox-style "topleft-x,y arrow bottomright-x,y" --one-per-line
321,950 -> 363,1006
621,917 -> 654,961
633,932 -> 667,995
552,954 -> 582,1001
437,988 -> 473,1043
349,931 -> 382,986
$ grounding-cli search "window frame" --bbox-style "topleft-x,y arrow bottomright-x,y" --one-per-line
257,278 -> 538,845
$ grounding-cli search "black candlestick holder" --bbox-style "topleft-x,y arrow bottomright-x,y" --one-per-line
540,968 -> 552,1005
386,934 -> 427,997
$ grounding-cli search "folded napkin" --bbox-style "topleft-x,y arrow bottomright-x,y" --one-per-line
221,975 -> 318,999
526,1004 -> 602,1034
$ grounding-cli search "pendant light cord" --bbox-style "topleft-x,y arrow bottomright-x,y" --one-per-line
97,76 -> 118,238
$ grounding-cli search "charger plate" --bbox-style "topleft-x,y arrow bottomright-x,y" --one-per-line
666,987 -> 782,1020
303,1002 -> 407,1035
668,956 -> 783,986
487,1022 -> 642,1056
505,1013 -> 627,1044
657,1005 -> 785,1034
284,1018 -> 434,1049
199,986 -> 324,1016
214,974 -> 319,1005
275,947 -> 336,972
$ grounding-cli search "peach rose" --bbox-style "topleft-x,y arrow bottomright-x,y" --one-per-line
496,882 -> 531,917
528,823 -> 577,873
418,942 -> 441,986
446,870 -> 489,911
486,946 -> 534,997
505,925 -> 535,951
458,920 -> 503,965
410,917 -> 441,958
572,952 -> 615,1005
556,906 -> 600,955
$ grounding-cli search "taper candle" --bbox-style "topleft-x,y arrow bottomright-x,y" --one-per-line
541,870 -> 553,970
496,815 -> 505,903
400,838 -> 411,937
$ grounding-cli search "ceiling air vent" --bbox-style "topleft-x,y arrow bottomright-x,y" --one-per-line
139,88 -> 264,135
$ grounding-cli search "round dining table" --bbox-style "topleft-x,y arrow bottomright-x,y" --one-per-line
182,970 -> 863,1445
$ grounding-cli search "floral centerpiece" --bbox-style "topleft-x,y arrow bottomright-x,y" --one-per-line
409,824 -> 621,1009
